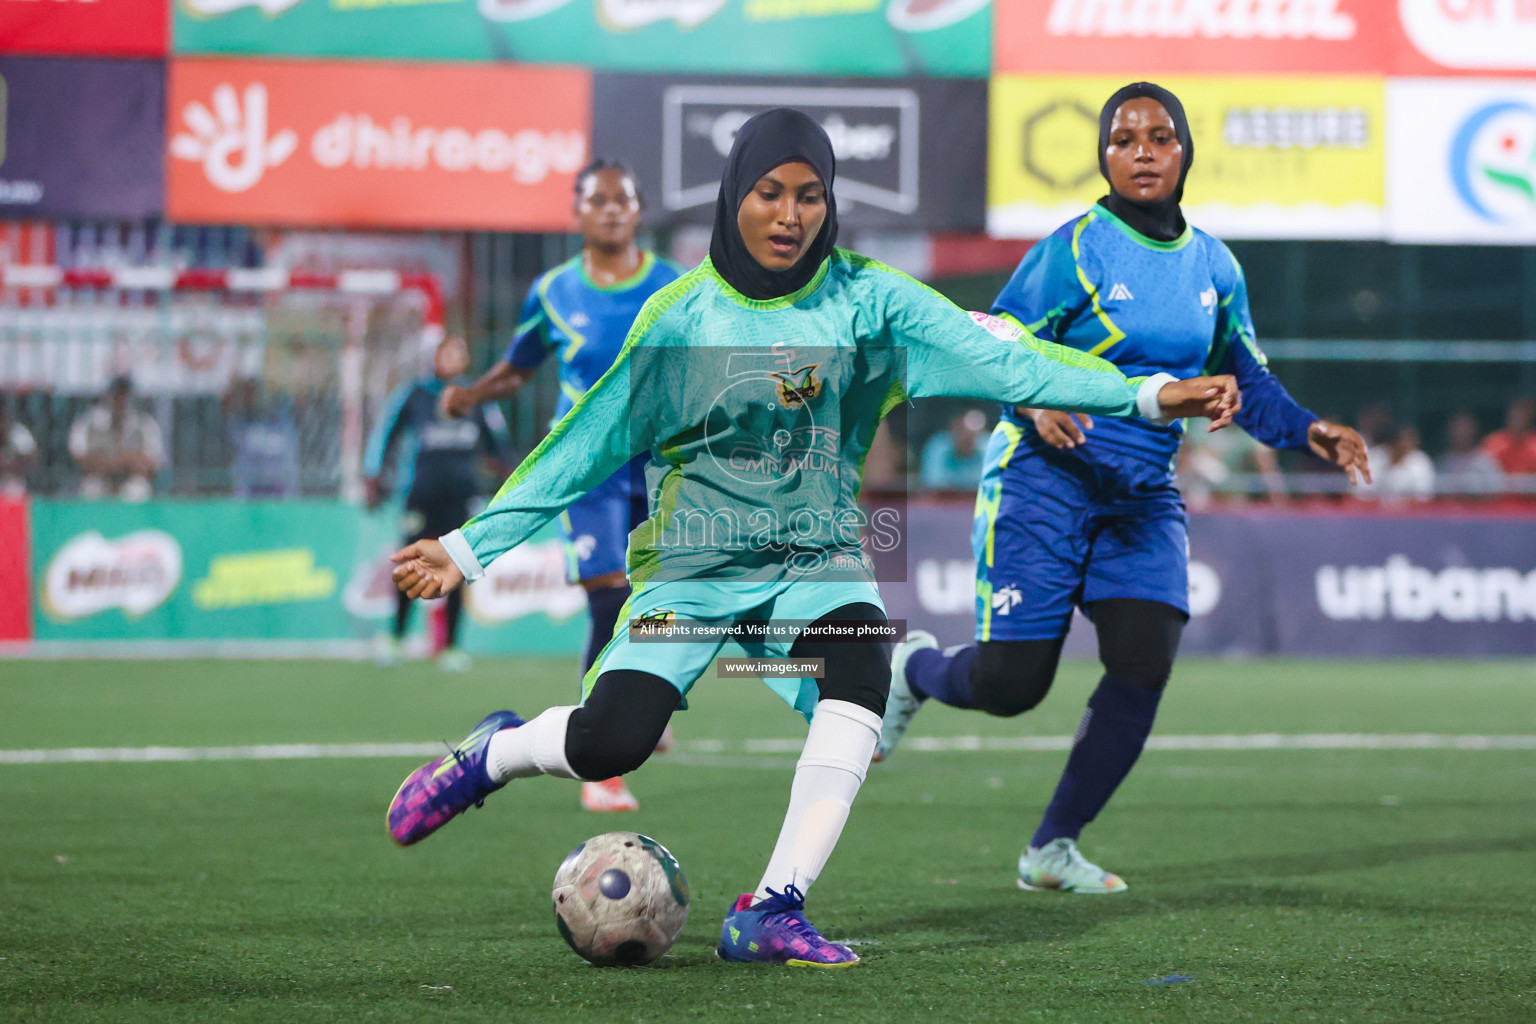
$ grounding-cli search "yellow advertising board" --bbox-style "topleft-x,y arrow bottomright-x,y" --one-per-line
988,75 -> 1386,240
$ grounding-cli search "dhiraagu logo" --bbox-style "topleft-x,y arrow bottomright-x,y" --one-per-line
1450,100 -> 1536,226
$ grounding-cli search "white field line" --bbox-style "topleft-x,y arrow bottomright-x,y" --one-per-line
2,734 -> 1534,766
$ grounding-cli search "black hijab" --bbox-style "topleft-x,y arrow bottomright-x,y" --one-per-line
1096,82 -> 1193,243
708,108 -> 839,301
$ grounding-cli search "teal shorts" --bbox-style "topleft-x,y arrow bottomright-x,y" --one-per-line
583,577 -> 885,722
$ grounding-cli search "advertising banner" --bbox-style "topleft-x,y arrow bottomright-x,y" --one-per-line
1391,0 -> 1536,76
988,74 -> 1385,240
0,498 -> 30,642
0,0 -> 167,58
878,502 -> 1536,657
166,59 -> 591,231
592,75 -> 987,230
1387,78 -> 1536,244
30,499 -> 587,653
995,0 -> 1384,75
173,0 -> 990,78
0,57 -> 165,221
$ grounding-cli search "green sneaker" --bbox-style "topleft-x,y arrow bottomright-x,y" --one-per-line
1017,838 -> 1127,894
874,630 -> 938,762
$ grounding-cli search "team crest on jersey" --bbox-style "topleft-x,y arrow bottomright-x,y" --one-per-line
630,609 -> 676,635
771,364 -> 823,409
1199,287 -> 1218,314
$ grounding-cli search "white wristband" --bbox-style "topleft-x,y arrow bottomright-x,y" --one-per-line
440,529 -> 487,583
1136,373 -> 1180,426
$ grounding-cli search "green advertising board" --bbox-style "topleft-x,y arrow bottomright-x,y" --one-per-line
29,499 -> 586,655
173,0 -> 991,78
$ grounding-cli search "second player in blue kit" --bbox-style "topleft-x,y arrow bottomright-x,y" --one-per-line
880,83 -> 1373,893
441,160 -> 683,812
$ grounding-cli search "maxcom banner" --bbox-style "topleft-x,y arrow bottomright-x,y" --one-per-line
174,0 -> 990,78
988,74 -> 1385,240
0,57 -> 165,221
878,503 -> 1536,657
593,74 -> 987,230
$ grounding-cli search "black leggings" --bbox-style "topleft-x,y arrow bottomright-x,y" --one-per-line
564,602 -> 891,781
970,598 -> 1186,717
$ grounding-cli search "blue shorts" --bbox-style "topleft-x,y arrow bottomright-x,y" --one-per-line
972,422 -> 1188,643
586,576 -> 885,722
559,459 -> 647,584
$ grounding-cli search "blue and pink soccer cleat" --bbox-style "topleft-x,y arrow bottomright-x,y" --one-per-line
716,885 -> 861,968
387,710 -> 524,846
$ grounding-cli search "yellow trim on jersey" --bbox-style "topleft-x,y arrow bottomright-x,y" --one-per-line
1069,213 -> 1128,358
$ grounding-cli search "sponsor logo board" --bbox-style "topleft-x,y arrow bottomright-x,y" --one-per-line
1388,78 -> 1536,243
988,74 -> 1385,239
595,75 -> 987,230
174,0 -> 989,77
167,59 -> 591,230
1394,0 -> 1536,74
42,530 -> 183,622
996,0 -> 1382,74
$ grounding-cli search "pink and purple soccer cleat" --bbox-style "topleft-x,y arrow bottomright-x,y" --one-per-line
716,885 -> 861,968
387,710 -> 524,846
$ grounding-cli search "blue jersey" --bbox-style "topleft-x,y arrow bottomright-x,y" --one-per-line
505,252 -> 685,422
365,377 -> 511,506
992,204 -> 1315,467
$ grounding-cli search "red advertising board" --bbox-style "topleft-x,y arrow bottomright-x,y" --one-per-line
0,498 -> 31,641
167,59 -> 592,231
0,0 -> 167,58
994,0 -> 1536,76
994,0 -> 1386,74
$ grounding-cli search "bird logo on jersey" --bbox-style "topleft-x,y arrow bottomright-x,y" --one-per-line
629,609 -> 676,636
992,586 -> 1023,615
771,364 -> 823,409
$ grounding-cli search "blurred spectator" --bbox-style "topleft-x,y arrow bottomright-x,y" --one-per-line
1178,426 -> 1284,510
0,403 -> 37,498
1481,396 -> 1536,476
225,378 -> 301,499
920,408 -> 988,491
1362,423 -> 1434,502
1355,400 -> 1394,447
69,375 -> 163,501
1436,411 -> 1504,496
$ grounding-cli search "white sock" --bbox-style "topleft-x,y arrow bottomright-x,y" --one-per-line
486,706 -> 582,782
752,699 -> 880,903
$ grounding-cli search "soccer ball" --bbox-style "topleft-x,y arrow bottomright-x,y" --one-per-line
551,831 -> 690,966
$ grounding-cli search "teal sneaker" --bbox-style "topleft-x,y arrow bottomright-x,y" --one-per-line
874,630 -> 938,762
1017,838 -> 1128,894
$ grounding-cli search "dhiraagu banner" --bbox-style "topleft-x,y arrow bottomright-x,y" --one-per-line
30,499 -> 587,653
988,74 -> 1386,240
172,0 -> 990,77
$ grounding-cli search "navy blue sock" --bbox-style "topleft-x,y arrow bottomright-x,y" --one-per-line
906,644 -> 978,709
583,585 -> 631,674
1032,674 -> 1161,847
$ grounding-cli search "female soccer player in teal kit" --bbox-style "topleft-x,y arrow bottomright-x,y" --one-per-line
384,108 -> 1237,967
879,83 -> 1372,895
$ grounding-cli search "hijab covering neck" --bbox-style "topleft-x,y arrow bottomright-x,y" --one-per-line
709,107 -> 839,301
1096,82 -> 1193,243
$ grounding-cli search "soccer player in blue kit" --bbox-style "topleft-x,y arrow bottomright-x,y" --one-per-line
384,109 -> 1240,966
440,160 -> 683,812
878,83 -> 1373,893
364,335 -> 512,672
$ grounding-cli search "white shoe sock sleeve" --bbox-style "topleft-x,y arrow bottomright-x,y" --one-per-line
753,699 -> 881,902
487,705 -> 581,782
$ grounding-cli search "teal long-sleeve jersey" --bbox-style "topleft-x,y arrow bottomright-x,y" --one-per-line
442,249 -> 1172,585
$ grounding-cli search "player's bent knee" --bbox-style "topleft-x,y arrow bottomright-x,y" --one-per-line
971,639 -> 1063,717
1092,598 -> 1186,692
566,669 -> 679,779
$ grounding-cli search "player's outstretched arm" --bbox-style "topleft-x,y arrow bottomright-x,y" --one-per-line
1157,375 -> 1241,428
391,538 -> 465,599
440,363 -> 535,419
1306,420 -> 1372,485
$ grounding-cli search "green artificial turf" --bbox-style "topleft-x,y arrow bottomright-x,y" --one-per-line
2,656 -> 1533,1022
